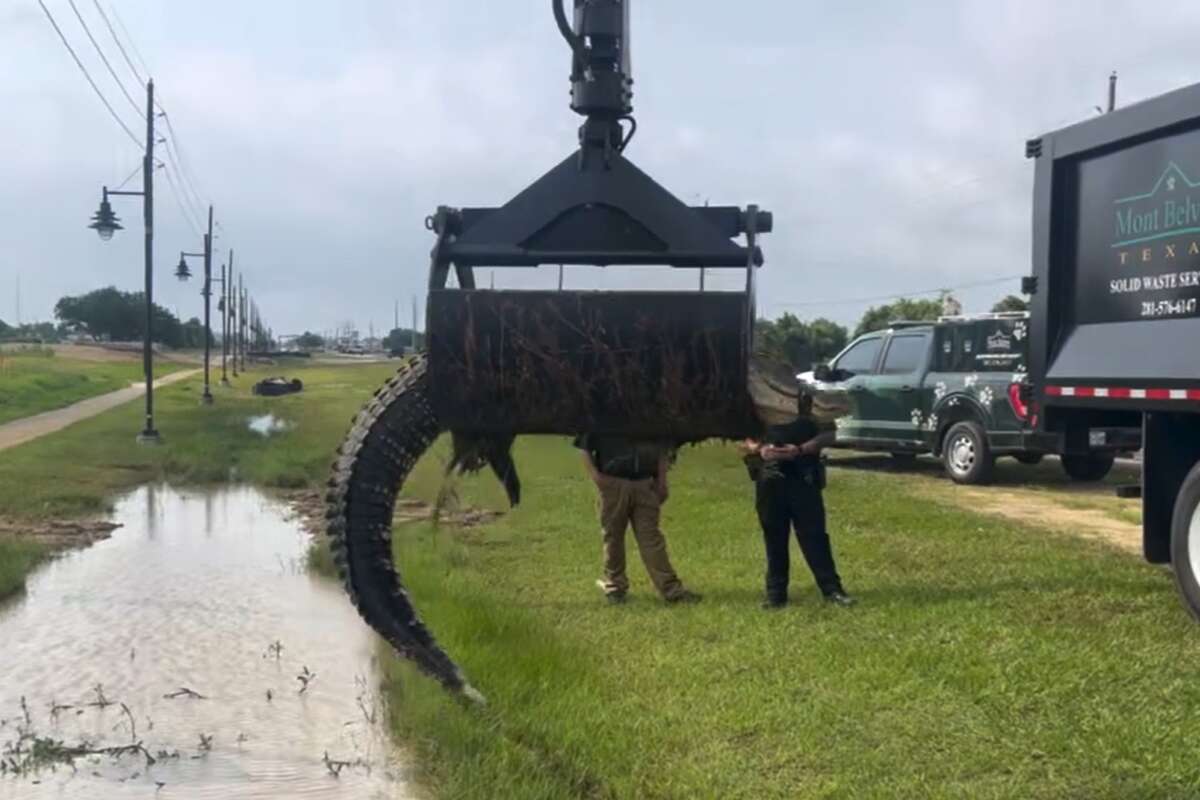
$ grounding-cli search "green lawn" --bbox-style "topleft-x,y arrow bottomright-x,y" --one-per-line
0,347 -> 186,425
378,438 -> 1200,800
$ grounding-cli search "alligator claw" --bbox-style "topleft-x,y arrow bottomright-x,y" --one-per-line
448,431 -> 521,507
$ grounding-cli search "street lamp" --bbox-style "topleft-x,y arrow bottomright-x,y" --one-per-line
176,205 -> 216,404
88,190 -> 124,242
89,78 -> 159,444
174,254 -> 193,281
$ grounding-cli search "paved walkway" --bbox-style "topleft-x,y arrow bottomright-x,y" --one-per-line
0,370 -> 200,452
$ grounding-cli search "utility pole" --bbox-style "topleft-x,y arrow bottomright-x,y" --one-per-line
1108,70 -> 1117,113
201,205 -> 214,404
140,79 -> 158,441
240,283 -> 247,369
221,250 -> 232,384
411,295 -> 418,351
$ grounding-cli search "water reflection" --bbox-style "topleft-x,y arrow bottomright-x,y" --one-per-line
0,485 -> 414,799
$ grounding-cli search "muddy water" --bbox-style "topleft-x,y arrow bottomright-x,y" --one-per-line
0,485 -> 416,799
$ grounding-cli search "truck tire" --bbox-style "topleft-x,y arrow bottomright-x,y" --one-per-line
1014,453 -> 1044,465
1170,461 -> 1200,622
942,421 -> 994,485
1060,453 -> 1115,482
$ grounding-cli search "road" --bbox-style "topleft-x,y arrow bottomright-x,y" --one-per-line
0,369 -> 199,452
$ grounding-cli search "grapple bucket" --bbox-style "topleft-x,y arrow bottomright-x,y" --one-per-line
427,288 -> 756,441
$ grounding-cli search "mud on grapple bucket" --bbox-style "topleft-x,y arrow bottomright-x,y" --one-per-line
325,0 -> 774,698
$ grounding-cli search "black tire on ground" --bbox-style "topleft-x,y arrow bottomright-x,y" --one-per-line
1170,460 -> 1200,622
942,420 -> 994,485
1014,452 -> 1044,465
890,452 -> 918,465
1060,452 -> 1115,482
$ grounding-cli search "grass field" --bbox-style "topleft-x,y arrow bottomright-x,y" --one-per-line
377,438 -> 1200,799
0,346 -> 186,425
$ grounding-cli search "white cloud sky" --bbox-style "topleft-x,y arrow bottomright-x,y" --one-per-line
4,1 -> 1200,337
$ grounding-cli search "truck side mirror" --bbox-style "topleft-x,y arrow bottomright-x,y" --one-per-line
813,363 -> 833,382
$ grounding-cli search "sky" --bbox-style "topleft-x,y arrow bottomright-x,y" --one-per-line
4,1 -> 1200,339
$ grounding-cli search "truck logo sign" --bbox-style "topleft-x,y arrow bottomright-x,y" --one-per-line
1103,160 -> 1200,320
1112,162 -> 1200,250
986,331 -> 1011,351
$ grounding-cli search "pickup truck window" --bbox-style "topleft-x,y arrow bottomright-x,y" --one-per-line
881,334 -> 929,375
834,337 -> 882,375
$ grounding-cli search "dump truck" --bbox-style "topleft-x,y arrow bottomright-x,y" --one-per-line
1025,80 -> 1200,621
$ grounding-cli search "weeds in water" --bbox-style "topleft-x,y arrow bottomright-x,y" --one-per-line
48,700 -> 75,721
263,640 -> 284,661
114,703 -> 137,743
1,732 -> 158,776
162,687 -> 207,700
322,750 -> 366,778
86,685 -> 113,710
197,733 -> 213,753
296,666 -> 316,694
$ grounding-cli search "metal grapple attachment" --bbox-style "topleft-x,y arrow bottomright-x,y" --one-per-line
426,0 -> 772,444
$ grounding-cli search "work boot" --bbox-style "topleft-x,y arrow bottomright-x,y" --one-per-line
823,589 -> 856,607
596,578 -> 626,605
665,589 -> 702,605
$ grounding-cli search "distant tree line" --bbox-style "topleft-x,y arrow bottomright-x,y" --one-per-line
50,287 -> 211,348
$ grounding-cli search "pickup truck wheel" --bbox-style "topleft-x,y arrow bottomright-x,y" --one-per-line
942,421 -> 993,485
1170,461 -> 1200,622
1014,453 -> 1044,465
1060,453 -> 1115,482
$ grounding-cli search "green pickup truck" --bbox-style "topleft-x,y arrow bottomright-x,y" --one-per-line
807,313 -> 1137,484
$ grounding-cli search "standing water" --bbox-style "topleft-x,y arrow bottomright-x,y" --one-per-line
0,485 -> 416,799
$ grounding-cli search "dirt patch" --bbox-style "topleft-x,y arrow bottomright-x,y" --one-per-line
282,489 -> 503,538
920,484 -> 1142,554
0,518 -> 122,550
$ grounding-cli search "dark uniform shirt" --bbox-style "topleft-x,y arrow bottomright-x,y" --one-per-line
573,434 -> 669,480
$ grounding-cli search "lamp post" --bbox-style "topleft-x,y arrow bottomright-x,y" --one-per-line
89,79 -> 159,443
176,204 -> 215,404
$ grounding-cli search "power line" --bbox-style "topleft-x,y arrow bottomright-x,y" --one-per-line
65,0 -> 141,116
765,275 -> 1023,310
114,162 -> 141,190
91,0 -> 144,87
106,2 -> 151,82
36,0 -> 141,150
94,5 -> 212,230
158,107 -> 211,214
160,160 -> 203,236
158,127 -> 208,222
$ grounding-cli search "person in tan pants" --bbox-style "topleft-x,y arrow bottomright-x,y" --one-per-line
574,434 -> 701,605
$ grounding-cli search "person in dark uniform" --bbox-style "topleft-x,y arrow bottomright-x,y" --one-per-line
742,393 -> 854,609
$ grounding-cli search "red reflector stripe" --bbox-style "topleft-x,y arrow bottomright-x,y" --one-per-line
1045,385 -> 1200,401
